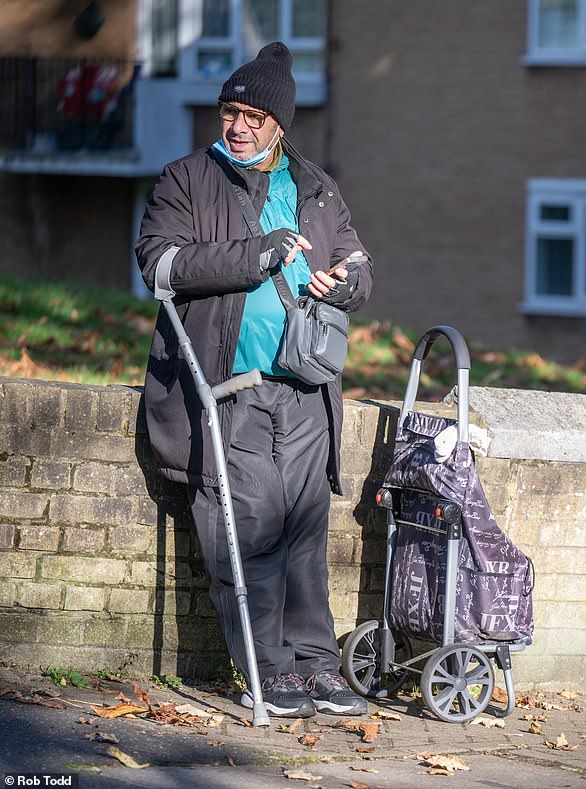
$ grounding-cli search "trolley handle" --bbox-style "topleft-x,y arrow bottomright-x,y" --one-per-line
399,325 -> 470,442
413,325 -> 471,371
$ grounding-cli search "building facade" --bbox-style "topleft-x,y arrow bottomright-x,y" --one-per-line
0,1 -> 585,362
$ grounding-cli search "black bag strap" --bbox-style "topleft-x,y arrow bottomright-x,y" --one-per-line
269,265 -> 297,310
231,181 -> 264,240
215,156 -> 299,311
231,181 -> 297,309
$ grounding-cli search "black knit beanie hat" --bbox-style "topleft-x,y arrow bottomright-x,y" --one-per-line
219,41 -> 296,131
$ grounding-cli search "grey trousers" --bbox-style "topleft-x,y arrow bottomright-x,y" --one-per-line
187,378 -> 341,682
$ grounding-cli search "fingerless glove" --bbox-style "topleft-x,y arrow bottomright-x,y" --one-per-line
259,228 -> 300,271
320,267 -> 359,305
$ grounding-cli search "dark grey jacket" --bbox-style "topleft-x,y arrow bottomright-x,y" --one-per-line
135,140 -> 373,494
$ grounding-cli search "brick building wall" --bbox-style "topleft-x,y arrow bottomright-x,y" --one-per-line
0,377 -> 584,688
328,1 -> 586,362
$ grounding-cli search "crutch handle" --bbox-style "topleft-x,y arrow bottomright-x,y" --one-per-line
211,369 -> 262,400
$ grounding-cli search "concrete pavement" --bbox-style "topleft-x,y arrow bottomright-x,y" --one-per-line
0,666 -> 584,788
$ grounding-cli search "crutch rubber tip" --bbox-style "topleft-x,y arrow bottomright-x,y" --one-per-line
252,704 -> 271,727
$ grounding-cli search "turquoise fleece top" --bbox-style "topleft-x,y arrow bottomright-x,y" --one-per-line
232,153 -> 312,376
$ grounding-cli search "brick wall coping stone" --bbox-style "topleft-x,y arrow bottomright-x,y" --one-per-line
454,387 -> 586,463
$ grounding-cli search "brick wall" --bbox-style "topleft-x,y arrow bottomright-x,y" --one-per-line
328,1 -> 586,362
0,378 -> 584,688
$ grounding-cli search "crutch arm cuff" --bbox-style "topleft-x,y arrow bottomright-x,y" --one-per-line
154,246 -> 181,301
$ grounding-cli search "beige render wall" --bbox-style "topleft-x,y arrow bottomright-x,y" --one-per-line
0,0 -> 137,59
328,1 -> 586,362
0,377 -> 584,689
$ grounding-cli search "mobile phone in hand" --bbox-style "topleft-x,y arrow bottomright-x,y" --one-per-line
326,252 -> 367,276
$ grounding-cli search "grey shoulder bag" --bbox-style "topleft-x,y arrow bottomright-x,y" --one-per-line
229,179 -> 349,385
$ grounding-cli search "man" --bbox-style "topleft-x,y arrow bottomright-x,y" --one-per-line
136,42 -> 373,718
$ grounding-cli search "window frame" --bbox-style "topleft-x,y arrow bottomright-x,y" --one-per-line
524,0 -> 586,66
521,179 -> 586,317
186,0 -> 327,104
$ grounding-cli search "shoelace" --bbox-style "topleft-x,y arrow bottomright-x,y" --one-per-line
306,672 -> 348,692
262,672 -> 304,691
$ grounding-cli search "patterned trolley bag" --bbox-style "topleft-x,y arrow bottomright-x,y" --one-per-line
341,326 -> 534,724
385,409 -> 535,646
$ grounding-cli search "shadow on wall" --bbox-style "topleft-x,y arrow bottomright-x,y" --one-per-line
133,394 -> 229,681
350,404 -> 399,634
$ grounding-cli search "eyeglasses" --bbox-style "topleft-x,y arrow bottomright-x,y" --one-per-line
218,102 -> 270,129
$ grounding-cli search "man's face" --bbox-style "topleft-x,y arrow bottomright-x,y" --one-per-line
220,101 -> 283,167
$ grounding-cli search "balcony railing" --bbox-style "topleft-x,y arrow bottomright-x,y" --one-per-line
0,57 -> 140,155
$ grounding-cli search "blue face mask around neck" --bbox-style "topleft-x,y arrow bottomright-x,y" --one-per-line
212,127 -> 281,168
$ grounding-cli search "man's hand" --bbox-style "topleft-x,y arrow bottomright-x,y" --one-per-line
259,228 -> 312,270
307,266 -> 359,303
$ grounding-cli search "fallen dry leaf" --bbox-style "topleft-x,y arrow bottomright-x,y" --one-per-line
176,702 -> 213,717
349,780 -> 381,789
516,692 -> 539,709
207,741 -> 225,747
282,767 -> 323,781
298,733 -> 321,747
96,732 -> 120,744
423,767 -> 453,776
133,685 -> 153,708
470,717 -> 505,728
226,757 -> 236,767
370,709 -> 401,721
32,688 -> 62,699
528,720 -> 543,735
39,697 -> 68,710
276,718 -> 303,734
355,746 -> 375,753
15,694 -> 42,704
350,765 -> 379,773
559,690 -> 578,701
522,713 -> 549,723
92,702 -> 147,719
545,732 -> 578,751
13,693 -> 67,710
338,719 -> 382,742
419,754 -> 470,774
106,746 -> 150,769
491,686 -> 508,704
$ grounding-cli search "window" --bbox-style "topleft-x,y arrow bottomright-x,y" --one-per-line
150,0 -> 179,76
192,0 -> 327,102
138,0 -> 327,103
521,180 -> 586,316
525,0 -> 586,64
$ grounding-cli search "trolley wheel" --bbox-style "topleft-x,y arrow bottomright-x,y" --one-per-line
341,620 -> 413,699
420,644 -> 495,723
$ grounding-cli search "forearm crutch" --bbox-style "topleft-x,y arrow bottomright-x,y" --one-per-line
154,254 -> 270,727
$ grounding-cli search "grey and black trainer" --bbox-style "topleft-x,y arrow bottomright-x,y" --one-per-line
305,671 -> 368,715
241,672 -> 316,718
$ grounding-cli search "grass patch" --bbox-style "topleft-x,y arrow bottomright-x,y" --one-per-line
0,275 -> 584,399
44,665 -> 90,688
343,318 -> 586,401
0,274 -> 157,386
151,673 -> 182,689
